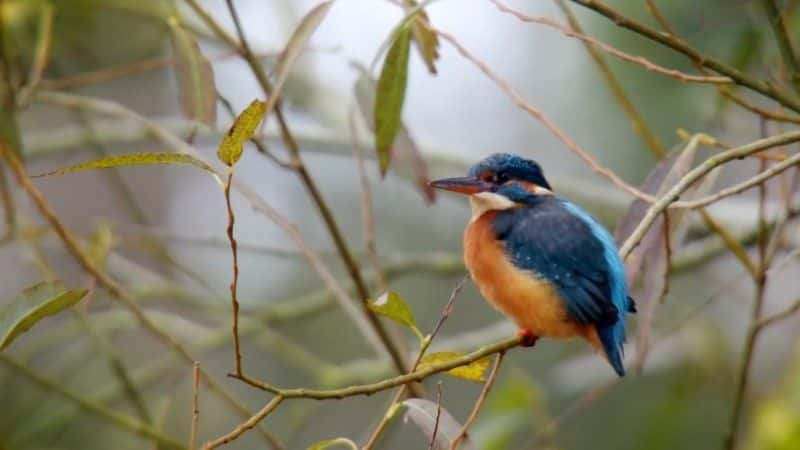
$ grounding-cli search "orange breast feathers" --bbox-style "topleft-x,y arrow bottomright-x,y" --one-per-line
464,211 -> 595,341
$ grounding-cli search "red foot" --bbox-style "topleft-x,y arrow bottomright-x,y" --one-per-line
517,328 -> 539,347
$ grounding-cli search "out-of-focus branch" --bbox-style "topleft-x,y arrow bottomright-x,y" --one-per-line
190,362 -> 200,450
0,353 -> 185,450
551,0 -> 665,158
761,0 -> 800,93
568,0 -> 800,113
493,0 -> 731,84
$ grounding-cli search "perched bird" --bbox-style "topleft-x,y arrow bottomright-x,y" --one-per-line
430,153 -> 635,376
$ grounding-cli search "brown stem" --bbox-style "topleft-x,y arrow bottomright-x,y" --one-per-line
449,352 -> 506,450
224,168 -> 243,376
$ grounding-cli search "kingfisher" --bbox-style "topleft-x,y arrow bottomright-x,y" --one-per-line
430,153 -> 635,376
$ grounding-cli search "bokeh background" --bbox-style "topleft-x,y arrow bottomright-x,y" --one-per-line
1,0 -> 799,449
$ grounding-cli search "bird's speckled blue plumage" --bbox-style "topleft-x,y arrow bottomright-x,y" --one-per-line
490,176 -> 632,376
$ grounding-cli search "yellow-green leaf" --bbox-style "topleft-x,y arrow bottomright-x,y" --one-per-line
0,282 -> 88,351
307,437 -> 358,450
419,351 -> 490,382
88,220 -> 114,269
367,291 -> 420,338
374,26 -> 412,177
32,152 -> 216,177
217,99 -> 266,166
405,0 -> 439,74
168,15 -> 217,126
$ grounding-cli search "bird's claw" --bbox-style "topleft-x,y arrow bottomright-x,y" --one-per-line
517,328 -> 538,347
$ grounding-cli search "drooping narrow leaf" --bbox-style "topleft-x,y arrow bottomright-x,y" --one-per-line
168,16 -> 217,126
354,67 -> 435,202
0,282 -> 88,351
367,291 -> 422,339
307,437 -> 358,450
403,398 -> 477,450
405,0 -> 440,74
418,351 -> 491,382
217,100 -> 266,166
264,1 -> 334,117
32,152 -> 216,177
374,26 -> 412,176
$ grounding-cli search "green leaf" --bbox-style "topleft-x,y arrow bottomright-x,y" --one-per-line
168,15 -> 217,126
307,437 -> 358,450
32,152 -> 216,177
353,66 -> 436,203
418,351 -> 490,382
405,0 -> 439,74
0,106 -> 22,156
374,25 -> 412,177
217,99 -> 266,166
367,291 -> 421,338
0,282 -> 88,351
263,1 -> 334,118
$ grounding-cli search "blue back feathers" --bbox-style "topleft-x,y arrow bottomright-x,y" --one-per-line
491,185 -> 631,376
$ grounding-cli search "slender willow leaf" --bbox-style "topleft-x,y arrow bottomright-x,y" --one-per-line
367,291 -> 422,339
405,0 -> 439,74
0,107 -> 22,156
0,283 -> 88,351
418,351 -> 490,382
307,437 -> 358,450
374,26 -> 412,176
403,398 -> 477,450
217,100 -> 266,166
168,16 -> 217,126
354,67 -> 435,202
264,1 -> 333,117
32,152 -> 216,177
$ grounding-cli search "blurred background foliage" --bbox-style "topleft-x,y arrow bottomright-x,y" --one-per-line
0,0 -> 799,449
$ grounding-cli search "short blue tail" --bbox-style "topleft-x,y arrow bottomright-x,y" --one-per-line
598,322 -> 626,377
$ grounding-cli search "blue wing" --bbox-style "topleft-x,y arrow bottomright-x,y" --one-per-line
492,196 -> 631,375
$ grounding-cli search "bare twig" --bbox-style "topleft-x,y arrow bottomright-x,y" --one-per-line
761,0 -> 800,93
757,299 -> 800,329
493,0 -> 731,84
202,396 -> 285,450
432,26 -> 656,203
428,382 -> 444,450
190,362 -> 200,450
620,130 -> 800,259
449,352 -> 505,450
552,0 -> 665,157
568,0 -> 800,113
223,168 -> 244,376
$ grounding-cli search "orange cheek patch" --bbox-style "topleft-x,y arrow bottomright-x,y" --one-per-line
517,181 -> 539,193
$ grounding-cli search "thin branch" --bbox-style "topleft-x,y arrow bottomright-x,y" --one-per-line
202,396 -> 285,450
432,26 -> 656,203
568,0 -> 800,113
223,168 -> 244,376
551,0 -> 665,157
620,130 -> 800,259
493,0 -> 731,84
761,0 -> 800,94
449,352 -> 505,450
190,362 -> 200,450
428,382 -> 444,450
757,299 -> 800,329
699,210 -> 759,277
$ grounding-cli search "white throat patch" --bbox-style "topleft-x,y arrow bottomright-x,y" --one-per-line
469,192 -> 516,221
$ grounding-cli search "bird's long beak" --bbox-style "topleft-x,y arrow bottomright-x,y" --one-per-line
429,176 -> 490,195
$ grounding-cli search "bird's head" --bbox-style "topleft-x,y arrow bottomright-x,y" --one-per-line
430,153 -> 552,216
